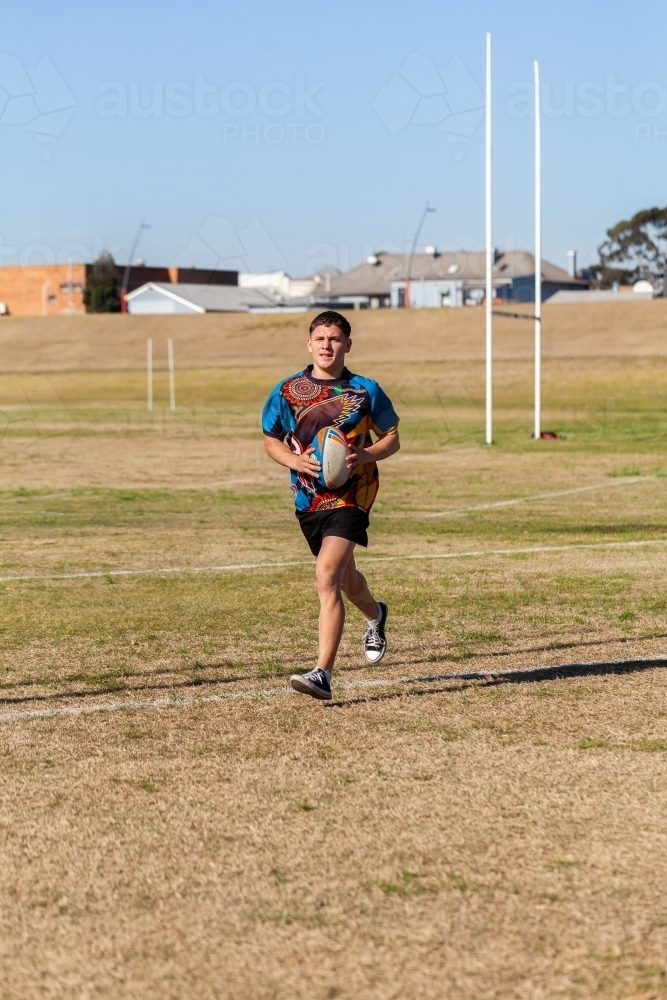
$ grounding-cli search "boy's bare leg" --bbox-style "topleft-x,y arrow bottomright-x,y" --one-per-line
342,550 -> 387,665
315,537 -> 380,673
315,536 -> 355,673
340,552 -> 379,620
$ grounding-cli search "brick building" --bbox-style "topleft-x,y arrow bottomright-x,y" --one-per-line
0,264 -> 238,317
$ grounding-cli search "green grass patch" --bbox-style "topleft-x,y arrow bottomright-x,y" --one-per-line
576,738 -> 613,750
630,738 -> 667,752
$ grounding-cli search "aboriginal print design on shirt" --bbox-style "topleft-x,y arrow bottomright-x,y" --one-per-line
261,366 -> 399,513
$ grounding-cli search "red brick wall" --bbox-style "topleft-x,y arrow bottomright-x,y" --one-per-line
0,264 -> 239,316
0,264 -> 87,317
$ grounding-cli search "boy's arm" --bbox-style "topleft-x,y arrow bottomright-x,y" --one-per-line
263,435 -> 321,476
345,429 -> 400,473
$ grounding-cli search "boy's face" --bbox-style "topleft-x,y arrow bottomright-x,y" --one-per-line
307,324 -> 351,373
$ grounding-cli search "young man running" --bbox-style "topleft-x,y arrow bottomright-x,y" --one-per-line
262,310 -> 400,701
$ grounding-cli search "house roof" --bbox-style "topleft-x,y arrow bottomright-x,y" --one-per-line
325,251 -> 588,298
548,289 -> 654,304
125,282 -> 278,312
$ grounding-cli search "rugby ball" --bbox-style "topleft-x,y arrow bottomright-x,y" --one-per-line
312,426 -> 350,489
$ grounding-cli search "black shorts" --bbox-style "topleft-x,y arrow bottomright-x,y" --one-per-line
296,507 -> 370,557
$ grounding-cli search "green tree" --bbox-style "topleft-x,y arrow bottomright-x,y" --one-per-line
592,207 -> 667,289
83,252 -> 120,312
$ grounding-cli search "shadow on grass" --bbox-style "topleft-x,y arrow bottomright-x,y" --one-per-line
325,656 -> 667,709
335,631 -> 667,675
417,631 -> 667,665
0,661 -> 251,692
0,669 -> 255,707
3,654 -> 667,713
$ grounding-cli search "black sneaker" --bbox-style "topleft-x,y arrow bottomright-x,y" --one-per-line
290,667 -> 332,701
364,602 -> 388,664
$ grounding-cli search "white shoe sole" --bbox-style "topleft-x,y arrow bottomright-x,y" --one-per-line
290,675 -> 332,700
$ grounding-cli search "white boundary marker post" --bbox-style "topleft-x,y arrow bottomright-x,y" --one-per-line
167,337 -> 176,412
534,59 -> 542,441
146,337 -> 153,412
485,32 -> 493,445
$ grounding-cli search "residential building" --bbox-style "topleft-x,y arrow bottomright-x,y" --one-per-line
238,270 -> 318,301
317,249 -> 589,309
390,279 -> 464,309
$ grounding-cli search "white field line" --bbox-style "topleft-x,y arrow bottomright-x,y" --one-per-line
2,536 -> 667,585
410,475 -> 658,519
0,559 -> 312,583
1,656 -> 665,724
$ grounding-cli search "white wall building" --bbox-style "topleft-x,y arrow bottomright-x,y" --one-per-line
238,270 -> 317,301
390,279 -> 464,309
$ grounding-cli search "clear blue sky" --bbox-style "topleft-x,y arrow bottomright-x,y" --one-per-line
2,0 -> 667,276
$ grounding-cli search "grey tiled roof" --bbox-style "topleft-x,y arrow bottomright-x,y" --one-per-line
325,251 -> 588,297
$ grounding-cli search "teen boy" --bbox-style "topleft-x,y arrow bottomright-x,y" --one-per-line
262,310 -> 400,701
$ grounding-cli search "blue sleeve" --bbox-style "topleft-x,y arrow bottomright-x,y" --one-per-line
368,382 -> 399,435
261,382 -> 286,440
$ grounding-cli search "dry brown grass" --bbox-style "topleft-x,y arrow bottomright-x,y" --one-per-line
2,664 -> 667,1000
0,298 -> 666,373
1,306 -> 667,998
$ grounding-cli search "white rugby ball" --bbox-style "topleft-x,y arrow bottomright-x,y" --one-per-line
313,426 -> 350,489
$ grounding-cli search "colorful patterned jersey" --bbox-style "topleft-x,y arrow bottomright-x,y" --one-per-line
262,366 -> 399,513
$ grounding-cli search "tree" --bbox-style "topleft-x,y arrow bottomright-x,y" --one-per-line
592,207 -> 667,289
83,252 -> 120,312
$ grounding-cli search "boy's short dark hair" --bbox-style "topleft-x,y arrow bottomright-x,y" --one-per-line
309,310 -> 351,338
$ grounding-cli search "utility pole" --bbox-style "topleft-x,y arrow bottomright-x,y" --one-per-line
121,220 -> 150,313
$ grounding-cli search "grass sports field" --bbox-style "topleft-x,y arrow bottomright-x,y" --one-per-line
1,302 -> 667,999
